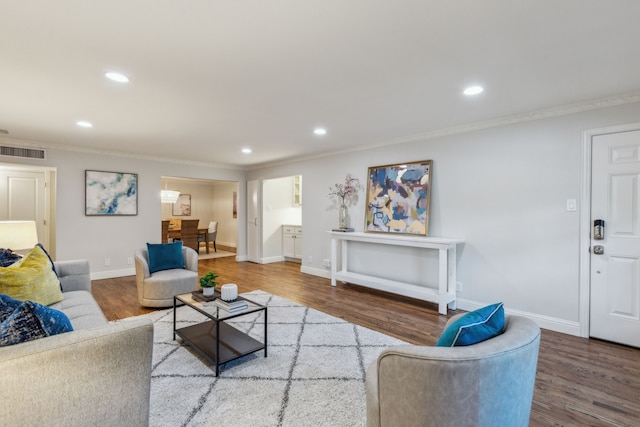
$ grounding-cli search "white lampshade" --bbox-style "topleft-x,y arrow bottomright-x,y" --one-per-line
0,220 -> 39,251
161,189 -> 180,204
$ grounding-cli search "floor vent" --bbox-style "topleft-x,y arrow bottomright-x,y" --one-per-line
0,145 -> 47,160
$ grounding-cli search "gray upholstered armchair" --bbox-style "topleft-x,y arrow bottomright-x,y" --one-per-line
366,314 -> 541,427
134,246 -> 199,307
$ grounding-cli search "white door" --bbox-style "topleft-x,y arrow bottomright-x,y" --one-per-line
590,129 -> 640,347
0,169 -> 48,250
247,180 -> 261,263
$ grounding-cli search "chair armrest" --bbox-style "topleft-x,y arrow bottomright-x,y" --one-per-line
54,259 -> 91,292
183,247 -> 198,271
0,318 -> 154,426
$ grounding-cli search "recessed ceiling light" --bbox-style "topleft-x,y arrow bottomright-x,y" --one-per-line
242,148 -> 252,154
76,121 -> 93,128
463,86 -> 484,96
105,72 -> 130,83
314,128 -> 327,135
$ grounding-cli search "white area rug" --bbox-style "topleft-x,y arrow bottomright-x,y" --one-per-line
133,290 -> 407,427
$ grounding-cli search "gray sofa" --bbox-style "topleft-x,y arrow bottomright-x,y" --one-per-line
0,259 -> 154,427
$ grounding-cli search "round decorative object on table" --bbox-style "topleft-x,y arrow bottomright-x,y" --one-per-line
202,287 -> 215,297
221,284 -> 238,301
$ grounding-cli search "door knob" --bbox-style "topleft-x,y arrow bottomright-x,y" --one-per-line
593,245 -> 605,255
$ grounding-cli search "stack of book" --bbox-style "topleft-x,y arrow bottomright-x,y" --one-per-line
213,298 -> 248,312
191,290 -> 217,302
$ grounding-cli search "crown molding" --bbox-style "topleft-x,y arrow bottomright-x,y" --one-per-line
255,91 -> 640,170
0,135 -> 246,171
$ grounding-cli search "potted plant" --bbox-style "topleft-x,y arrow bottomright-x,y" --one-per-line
200,271 -> 219,297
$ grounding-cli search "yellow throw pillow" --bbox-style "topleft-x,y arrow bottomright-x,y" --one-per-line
0,246 -> 63,306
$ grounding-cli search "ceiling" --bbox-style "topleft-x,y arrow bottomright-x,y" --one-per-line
1,1 -> 640,169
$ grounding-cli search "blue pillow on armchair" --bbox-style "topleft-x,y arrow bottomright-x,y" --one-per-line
147,242 -> 185,273
436,302 -> 505,347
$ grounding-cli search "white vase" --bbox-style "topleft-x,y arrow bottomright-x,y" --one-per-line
202,287 -> 214,297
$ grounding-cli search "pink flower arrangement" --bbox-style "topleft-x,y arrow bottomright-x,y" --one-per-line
328,174 -> 363,205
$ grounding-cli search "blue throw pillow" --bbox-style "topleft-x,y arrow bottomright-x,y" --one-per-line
0,293 -> 20,321
0,248 -> 22,267
0,293 -> 74,347
436,302 -> 505,347
147,241 -> 185,273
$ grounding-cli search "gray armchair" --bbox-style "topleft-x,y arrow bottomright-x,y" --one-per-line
134,246 -> 199,307
366,314 -> 541,427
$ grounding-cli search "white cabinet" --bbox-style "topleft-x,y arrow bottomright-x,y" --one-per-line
293,175 -> 302,206
283,225 -> 303,260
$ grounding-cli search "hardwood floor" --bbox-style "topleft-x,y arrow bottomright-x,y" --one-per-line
92,256 -> 640,427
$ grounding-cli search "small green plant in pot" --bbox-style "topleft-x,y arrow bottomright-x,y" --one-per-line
200,271 -> 219,297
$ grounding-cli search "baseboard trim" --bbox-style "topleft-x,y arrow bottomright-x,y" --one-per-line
301,265 -> 331,279
91,267 -> 134,280
454,298 -> 581,336
300,267 -> 583,337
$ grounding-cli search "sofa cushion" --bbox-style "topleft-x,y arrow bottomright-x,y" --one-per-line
0,293 -> 73,347
0,245 -> 63,305
50,291 -> 109,330
147,241 -> 185,273
436,302 -> 505,347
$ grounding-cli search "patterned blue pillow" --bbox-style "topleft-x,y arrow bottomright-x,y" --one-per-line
0,248 -> 21,267
147,241 -> 185,273
0,293 -> 74,347
436,302 -> 505,347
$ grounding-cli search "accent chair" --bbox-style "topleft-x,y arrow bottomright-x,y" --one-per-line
134,245 -> 199,307
366,314 -> 541,427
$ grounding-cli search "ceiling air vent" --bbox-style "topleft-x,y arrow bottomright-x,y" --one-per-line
0,144 -> 47,160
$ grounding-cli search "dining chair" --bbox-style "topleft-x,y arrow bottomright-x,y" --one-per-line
204,221 -> 217,252
179,219 -> 200,252
161,220 -> 170,243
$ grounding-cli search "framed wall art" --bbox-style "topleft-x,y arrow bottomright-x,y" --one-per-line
85,170 -> 138,216
172,193 -> 191,216
364,160 -> 432,236
233,191 -> 238,218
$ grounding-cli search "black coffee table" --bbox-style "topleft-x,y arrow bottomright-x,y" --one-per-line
173,292 -> 267,376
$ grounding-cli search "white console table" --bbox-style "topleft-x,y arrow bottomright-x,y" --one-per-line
329,231 -> 464,315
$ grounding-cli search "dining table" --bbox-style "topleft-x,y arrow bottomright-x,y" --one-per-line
168,227 -> 210,254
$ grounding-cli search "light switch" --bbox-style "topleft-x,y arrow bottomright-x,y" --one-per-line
566,199 -> 577,211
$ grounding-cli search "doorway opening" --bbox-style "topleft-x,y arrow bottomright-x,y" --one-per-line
161,176 -> 239,260
247,175 -> 303,265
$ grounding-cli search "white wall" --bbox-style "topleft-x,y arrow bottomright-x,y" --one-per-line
211,181 -> 240,248
248,101 -> 640,334
0,147 -> 246,279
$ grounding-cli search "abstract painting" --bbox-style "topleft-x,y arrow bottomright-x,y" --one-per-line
172,194 -> 191,216
364,160 -> 432,236
85,170 -> 138,216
